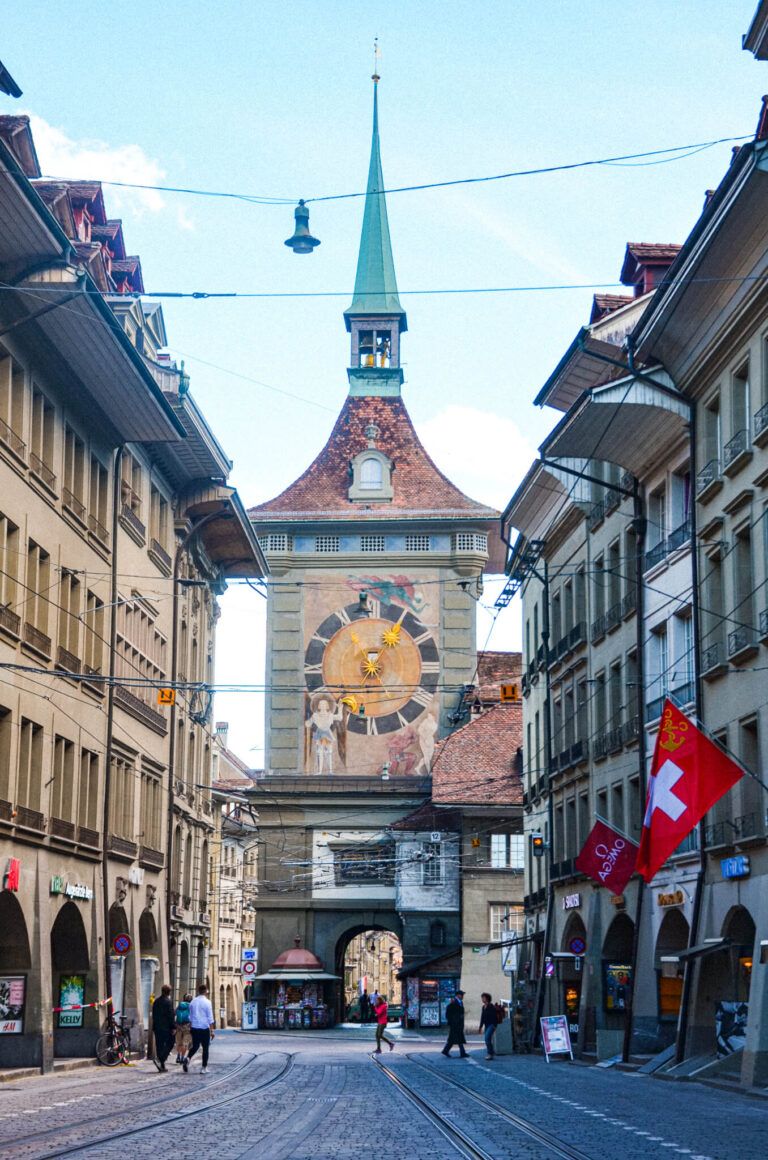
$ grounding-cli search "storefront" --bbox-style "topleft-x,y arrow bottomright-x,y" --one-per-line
398,949 -> 461,1028
254,938 -> 339,1030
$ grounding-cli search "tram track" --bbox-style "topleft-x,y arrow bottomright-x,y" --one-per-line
374,1053 -> 597,1160
0,1052 -> 295,1160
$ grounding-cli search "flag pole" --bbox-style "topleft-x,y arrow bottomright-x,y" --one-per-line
673,404 -> 705,1066
621,480 -> 648,1064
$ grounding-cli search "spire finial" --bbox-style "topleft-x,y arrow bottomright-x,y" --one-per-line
372,37 -> 380,83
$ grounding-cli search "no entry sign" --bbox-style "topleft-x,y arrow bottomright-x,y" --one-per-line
112,934 -> 132,955
242,960 -> 257,977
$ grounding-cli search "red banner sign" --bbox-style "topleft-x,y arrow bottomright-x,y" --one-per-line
575,819 -> 638,894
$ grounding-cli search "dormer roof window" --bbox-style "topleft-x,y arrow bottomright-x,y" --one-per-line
348,423 -> 393,502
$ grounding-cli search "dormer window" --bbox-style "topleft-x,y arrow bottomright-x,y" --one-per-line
360,457 -> 383,489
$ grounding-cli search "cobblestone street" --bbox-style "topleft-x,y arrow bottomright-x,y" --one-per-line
0,1029 -> 764,1160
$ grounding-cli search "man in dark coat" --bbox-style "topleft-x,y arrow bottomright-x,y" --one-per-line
151,983 -> 176,1071
441,989 -> 468,1058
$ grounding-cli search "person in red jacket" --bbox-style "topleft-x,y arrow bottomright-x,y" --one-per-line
373,995 -> 395,1053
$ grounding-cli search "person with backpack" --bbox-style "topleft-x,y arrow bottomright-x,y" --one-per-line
174,991 -> 192,1064
478,992 -> 498,1060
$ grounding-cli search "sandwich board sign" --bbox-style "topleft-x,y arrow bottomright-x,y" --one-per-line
540,1014 -> 573,1062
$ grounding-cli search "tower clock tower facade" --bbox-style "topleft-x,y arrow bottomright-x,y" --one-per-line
248,78 -> 502,1010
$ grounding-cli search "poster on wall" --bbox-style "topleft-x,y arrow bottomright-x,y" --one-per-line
716,1001 -> 748,1058
420,1002 -> 440,1027
406,977 -> 419,1019
603,962 -> 632,1011
58,976 -> 85,1028
0,975 -> 25,1034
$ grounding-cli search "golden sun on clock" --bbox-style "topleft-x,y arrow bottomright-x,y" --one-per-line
321,617 -> 421,718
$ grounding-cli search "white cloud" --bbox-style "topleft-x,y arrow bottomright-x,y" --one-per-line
417,403 -> 536,511
28,114 -> 167,216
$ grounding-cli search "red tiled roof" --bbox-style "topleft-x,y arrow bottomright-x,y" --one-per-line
470,650 -> 522,705
249,394 -> 499,523
589,293 -> 633,324
111,256 -> 144,294
620,242 -> 682,286
388,800 -> 461,831
432,703 -> 523,806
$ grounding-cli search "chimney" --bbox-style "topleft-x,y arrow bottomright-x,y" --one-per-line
215,721 -> 229,749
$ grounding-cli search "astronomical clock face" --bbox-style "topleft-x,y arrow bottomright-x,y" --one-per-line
302,574 -> 440,776
304,600 -> 438,734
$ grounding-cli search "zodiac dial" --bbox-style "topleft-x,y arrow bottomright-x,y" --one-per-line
304,600 -> 438,734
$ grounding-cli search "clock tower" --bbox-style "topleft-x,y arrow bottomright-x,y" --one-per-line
248,75 -> 502,1009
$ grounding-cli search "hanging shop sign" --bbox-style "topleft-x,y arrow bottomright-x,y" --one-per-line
0,976 -> 25,1035
721,855 -> 750,880
50,876 -> 94,901
609,894 -> 626,908
544,957 -> 555,978
4,858 -> 20,891
657,889 -> 685,908
58,976 -> 85,1028
562,893 -> 581,910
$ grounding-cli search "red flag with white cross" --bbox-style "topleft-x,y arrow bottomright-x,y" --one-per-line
636,699 -> 744,883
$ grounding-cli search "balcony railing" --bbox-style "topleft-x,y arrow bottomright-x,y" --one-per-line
62,487 -> 86,523
646,693 -> 666,721
521,673 -> 530,697
536,643 -> 548,670
0,415 -> 25,457
607,725 -> 624,755
702,640 -> 725,674
0,799 -> 12,822
29,452 -> 56,490
50,816 -> 76,841
77,825 -> 100,848
15,804 -> 44,831
107,835 -> 138,858
593,730 -> 609,761
570,738 -> 589,764
551,858 -> 576,881
671,680 -> 695,706
605,600 -> 622,633
23,621 -> 51,657
605,487 -> 622,514
591,613 -> 606,643
705,811 -> 762,847
645,538 -> 668,572
667,517 -> 692,554
149,538 -> 172,572
56,645 -> 81,675
728,626 -> 755,659
0,605 -> 20,636
88,513 -> 110,546
120,502 -> 146,541
723,428 -> 750,471
755,401 -> 768,441
556,633 -> 570,659
760,609 -> 768,640
696,457 -> 722,497
588,498 -> 606,531
622,715 -> 640,745
569,621 -> 587,649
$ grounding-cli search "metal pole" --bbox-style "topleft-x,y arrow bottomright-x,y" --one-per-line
674,403 -> 706,1065
621,480 -> 648,1063
533,560 -> 554,1046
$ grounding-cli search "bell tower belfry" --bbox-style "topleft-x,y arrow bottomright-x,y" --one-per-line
344,73 -> 407,398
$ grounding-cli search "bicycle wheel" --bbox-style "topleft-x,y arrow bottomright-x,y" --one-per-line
96,1031 -> 125,1066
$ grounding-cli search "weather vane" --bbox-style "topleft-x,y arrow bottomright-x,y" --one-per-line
373,36 -> 381,83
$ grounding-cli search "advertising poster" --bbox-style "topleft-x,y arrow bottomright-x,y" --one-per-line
406,977 -> 419,1019
540,1014 -> 573,1060
58,975 -> 85,1027
0,975 -> 25,1034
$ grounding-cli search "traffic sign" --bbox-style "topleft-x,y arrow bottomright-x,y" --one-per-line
112,934 -> 132,955
569,937 -> 586,955
242,960 -> 257,977
157,688 -> 175,705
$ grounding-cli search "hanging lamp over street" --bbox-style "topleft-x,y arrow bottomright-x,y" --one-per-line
284,199 -> 320,254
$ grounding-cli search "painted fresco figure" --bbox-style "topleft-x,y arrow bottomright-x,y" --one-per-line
417,714 -> 438,774
306,695 -> 344,774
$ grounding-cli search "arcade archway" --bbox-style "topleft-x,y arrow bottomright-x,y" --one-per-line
601,913 -> 634,1030
655,909 -> 689,1023
51,901 -> 92,1056
560,913 -> 587,1034
337,927 -> 403,1023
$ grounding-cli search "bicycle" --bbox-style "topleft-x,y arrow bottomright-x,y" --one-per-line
95,1009 -> 131,1066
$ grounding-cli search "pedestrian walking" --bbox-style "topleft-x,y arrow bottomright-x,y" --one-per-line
373,994 -> 395,1053
360,990 -> 370,1024
151,984 -> 175,1072
441,989 -> 468,1058
478,992 -> 498,1060
174,991 -> 193,1064
185,983 -> 215,1074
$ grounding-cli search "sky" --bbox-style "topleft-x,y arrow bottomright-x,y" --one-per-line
5,0 -> 766,763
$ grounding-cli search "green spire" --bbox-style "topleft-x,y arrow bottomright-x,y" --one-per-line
344,81 -> 406,324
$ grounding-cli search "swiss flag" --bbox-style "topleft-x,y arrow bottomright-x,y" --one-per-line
636,699 -> 744,882
575,819 -> 638,894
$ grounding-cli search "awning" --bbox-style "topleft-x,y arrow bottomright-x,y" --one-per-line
660,937 -> 732,964
254,971 -> 340,982
541,371 -> 689,478
502,457 -> 592,540
183,484 -> 267,579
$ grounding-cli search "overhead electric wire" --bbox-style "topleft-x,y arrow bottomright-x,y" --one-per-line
32,131 -> 752,206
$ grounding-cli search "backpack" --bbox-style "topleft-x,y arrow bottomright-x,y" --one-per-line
175,1001 -> 191,1024
494,1003 -> 505,1024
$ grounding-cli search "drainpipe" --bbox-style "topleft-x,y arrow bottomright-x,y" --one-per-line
164,510 -> 226,989
621,480 -> 648,1063
532,559 -> 553,1045
101,444 -> 124,1021
674,402 -> 705,1065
